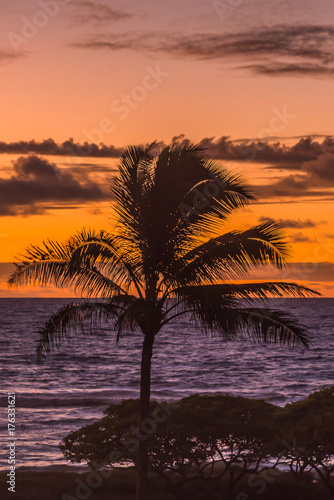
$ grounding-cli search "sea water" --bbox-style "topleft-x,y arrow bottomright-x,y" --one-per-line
0,298 -> 333,469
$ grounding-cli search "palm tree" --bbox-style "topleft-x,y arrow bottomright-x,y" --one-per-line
8,142 -> 318,500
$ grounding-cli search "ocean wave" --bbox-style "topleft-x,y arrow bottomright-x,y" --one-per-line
0,394 -> 130,408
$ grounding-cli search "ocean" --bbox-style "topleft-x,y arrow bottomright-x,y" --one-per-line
0,298 -> 333,470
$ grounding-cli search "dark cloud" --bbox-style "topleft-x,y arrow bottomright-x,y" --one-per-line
0,155 -> 107,216
1,136 -> 334,165
2,135 -> 334,183
258,217 -> 323,229
7,134 -> 333,164
0,138 -> 123,158
255,175 -> 309,198
252,153 -> 334,200
65,163 -> 118,176
290,232 -> 314,243
73,36 -> 140,51
73,25 -> 334,77
243,63 -> 334,76
1,137 -> 334,203
198,136 -> 334,165
252,175 -> 334,200
70,1 -> 131,25
304,153 -> 334,186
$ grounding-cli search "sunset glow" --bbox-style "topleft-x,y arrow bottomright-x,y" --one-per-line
1,0 -> 334,296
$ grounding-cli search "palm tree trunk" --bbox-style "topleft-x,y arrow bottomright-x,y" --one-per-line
136,331 -> 155,500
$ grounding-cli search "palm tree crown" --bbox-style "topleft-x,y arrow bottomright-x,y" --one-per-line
8,141 -> 318,500
9,142 -> 316,356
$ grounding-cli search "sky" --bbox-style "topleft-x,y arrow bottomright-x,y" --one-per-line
1,0 -> 334,296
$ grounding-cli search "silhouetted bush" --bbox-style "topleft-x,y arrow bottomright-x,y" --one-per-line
60,388 -> 334,498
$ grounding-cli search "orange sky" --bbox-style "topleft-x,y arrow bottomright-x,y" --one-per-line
0,0 -> 334,296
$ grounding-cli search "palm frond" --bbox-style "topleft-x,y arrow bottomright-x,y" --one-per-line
166,285 -> 310,347
8,228 -> 98,287
236,308 -> 309,347
164,221 -> 291,288
70,234 -> 144,297
36,300 -> 125,363
138,144 -> 253,271
110,143 -> 157,244
8,237 -> 73,288
172,282 -> 320,302
72,265 -> 127,298
8,229 -> 135,298
8,260 -> 70,288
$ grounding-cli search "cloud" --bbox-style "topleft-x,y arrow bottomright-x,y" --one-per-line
0,48 -> 23,65
290,232 -> 314,243
66,163 -> 118,175
1,137 -> 334,203
247,262 -> 334,283
73,25 -> 334,77
253,152 -> 334,200
252,176 -> 333,200
243,63 -> 334,76
258,217 -> 323,229
285,262 -> 334,282
2,135 -> 334,165
0,138 -> 123,158
0,155 -> 107,216
69,1 -> 131,25
304,153 -> 334,186
198,136 -> 334,165
257,218 -> 327,245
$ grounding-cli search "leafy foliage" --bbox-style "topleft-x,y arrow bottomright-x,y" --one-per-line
61,389 -> 334,495
60,394 -> 279,473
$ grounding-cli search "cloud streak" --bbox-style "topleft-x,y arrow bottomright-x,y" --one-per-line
248,262 -> 334,283
0,48 -> 23,65
69,1 -> 131,25
290,232 -> 314,243
258,217 -> 324,229
72,24 -> 334,77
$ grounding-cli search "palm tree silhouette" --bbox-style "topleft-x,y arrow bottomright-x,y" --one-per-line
9,142 -> 318,500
